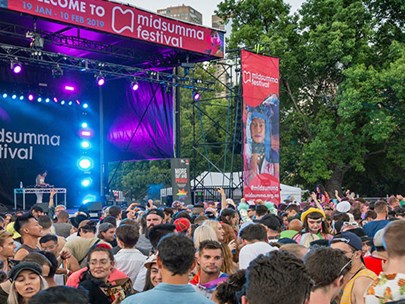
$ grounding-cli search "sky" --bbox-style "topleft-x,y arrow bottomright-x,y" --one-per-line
112,0 -> 305,27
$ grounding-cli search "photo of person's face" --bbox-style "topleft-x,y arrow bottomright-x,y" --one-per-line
250,118 -> 265,144
210,31 -> 221,47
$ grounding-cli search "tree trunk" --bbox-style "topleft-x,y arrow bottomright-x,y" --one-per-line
325,167 -> 347,198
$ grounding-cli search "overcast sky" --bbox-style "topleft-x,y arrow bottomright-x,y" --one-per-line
112,0 -> 305,27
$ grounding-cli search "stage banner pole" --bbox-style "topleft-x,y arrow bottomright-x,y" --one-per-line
241,50 -> 280,205
171,158 -> 191,205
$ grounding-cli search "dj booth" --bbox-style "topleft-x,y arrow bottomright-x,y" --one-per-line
14,188 -> 67,210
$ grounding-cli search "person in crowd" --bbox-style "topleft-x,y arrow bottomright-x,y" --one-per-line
246,205 -> 256,221
53,211 -> 72,238
213,270 -> 246,304
363,228 -> 387,275
259,214 -> 282,242
305,246 -> 352,304
14,214 -> 43,261
253,205 -> 269,221
63,220 -> 111,267
190,240 -> 228,300
330,231 -> 377,304
242,251 -> 313,304
7,262 -> 48,304
365,220 -> 405,303
114,224 -> 146,285
78,247 -> 131,304
137,209 -> 164,255
202,221 -> 225,243
35,170 -> 49,204
163,208 -> 174,224
106,206 -> 122,227
219,209 -> 239,234
295,207 -> 332,247
193,225 -> 219,249
0,230 -> 16,273
279,218 -> 302,240
238,223 -> 277,269
122,234 -> 212,304
284,204 -> 300,220
98,223 -> 116,246
142,255 -> 161,292
39,234 -> 79,283
173,218 -> 192,238
279,243 -> 308,260
29,286 -> 89,304
363,201 -> 390,237
132,224 -> 176,293
23,251 -> 58,288
29,206 -> 44,220
313,184 -> 330,204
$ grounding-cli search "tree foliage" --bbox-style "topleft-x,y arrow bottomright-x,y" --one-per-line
217,0 -> 405,195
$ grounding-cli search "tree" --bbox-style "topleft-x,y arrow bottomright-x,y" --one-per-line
217,0 -> 405,196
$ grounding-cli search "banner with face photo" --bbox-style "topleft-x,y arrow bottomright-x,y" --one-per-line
241,50 -> 280,205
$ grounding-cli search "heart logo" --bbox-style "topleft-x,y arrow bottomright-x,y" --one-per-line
112,6 -> 135,34
243,70 -> 251,83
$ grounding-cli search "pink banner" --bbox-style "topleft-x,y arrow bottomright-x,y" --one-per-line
5,0 -> 224,57
242,50 -> 280,205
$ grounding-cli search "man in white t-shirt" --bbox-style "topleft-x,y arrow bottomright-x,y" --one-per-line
238,223 -> 277,269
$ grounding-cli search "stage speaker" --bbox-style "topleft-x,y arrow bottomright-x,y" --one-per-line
85,202 -> 103,212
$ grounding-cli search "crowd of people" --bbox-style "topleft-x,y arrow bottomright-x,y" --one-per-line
0,187 -> 404,304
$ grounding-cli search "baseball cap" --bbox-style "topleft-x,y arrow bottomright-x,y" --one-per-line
144,254 -> 157,269
171,201 -> 185,209
373,228 -> 385,248
98,222 -> 114,233
336,201 -> 351,213
9,262 -> 42,282
330,231 -> 362,251
174,218 -> 191,233
146,209 -> 165,219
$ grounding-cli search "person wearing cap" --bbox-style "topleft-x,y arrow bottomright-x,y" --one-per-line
295,207 -> 332,248
137,209 -> 165,256
365,220 -> 405,303
7,262 -> 48,304
142,254 -> 161,291
330,231 -> 377,304
174,218 -> 192,238
363,228 -> 387,276
97,223 -> 116,246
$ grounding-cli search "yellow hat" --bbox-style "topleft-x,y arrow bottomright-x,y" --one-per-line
6,222 -> 21,239
301,207 -> 326,223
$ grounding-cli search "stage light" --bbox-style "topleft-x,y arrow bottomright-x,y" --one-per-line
76,99 -> 81,105
53,97 -> 58,103
81,177 -> 93,187
82,194 -> 97,204
12,94 -> 16,99
83,103 -> 89,109
37,97 -> 42,102
81,141 -> 91,149
2,93 -> 7,98
28,94 -> 34,101
96,74 -> 105,86
68,101 -> 73,106
192,90 -> 201,101
78,157 -> 93,170
61,100 -> 65,105
11,61 -> 22,74
45,98 -> 50,103
131,80 -> 139,91
64,85 -> 75,92
80,130 -> 92,137
81,122 -> 88,128
19,96 -> 24,100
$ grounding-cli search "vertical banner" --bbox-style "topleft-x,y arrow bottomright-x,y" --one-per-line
241,50 -> 280,205
171,158 -> 191,204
